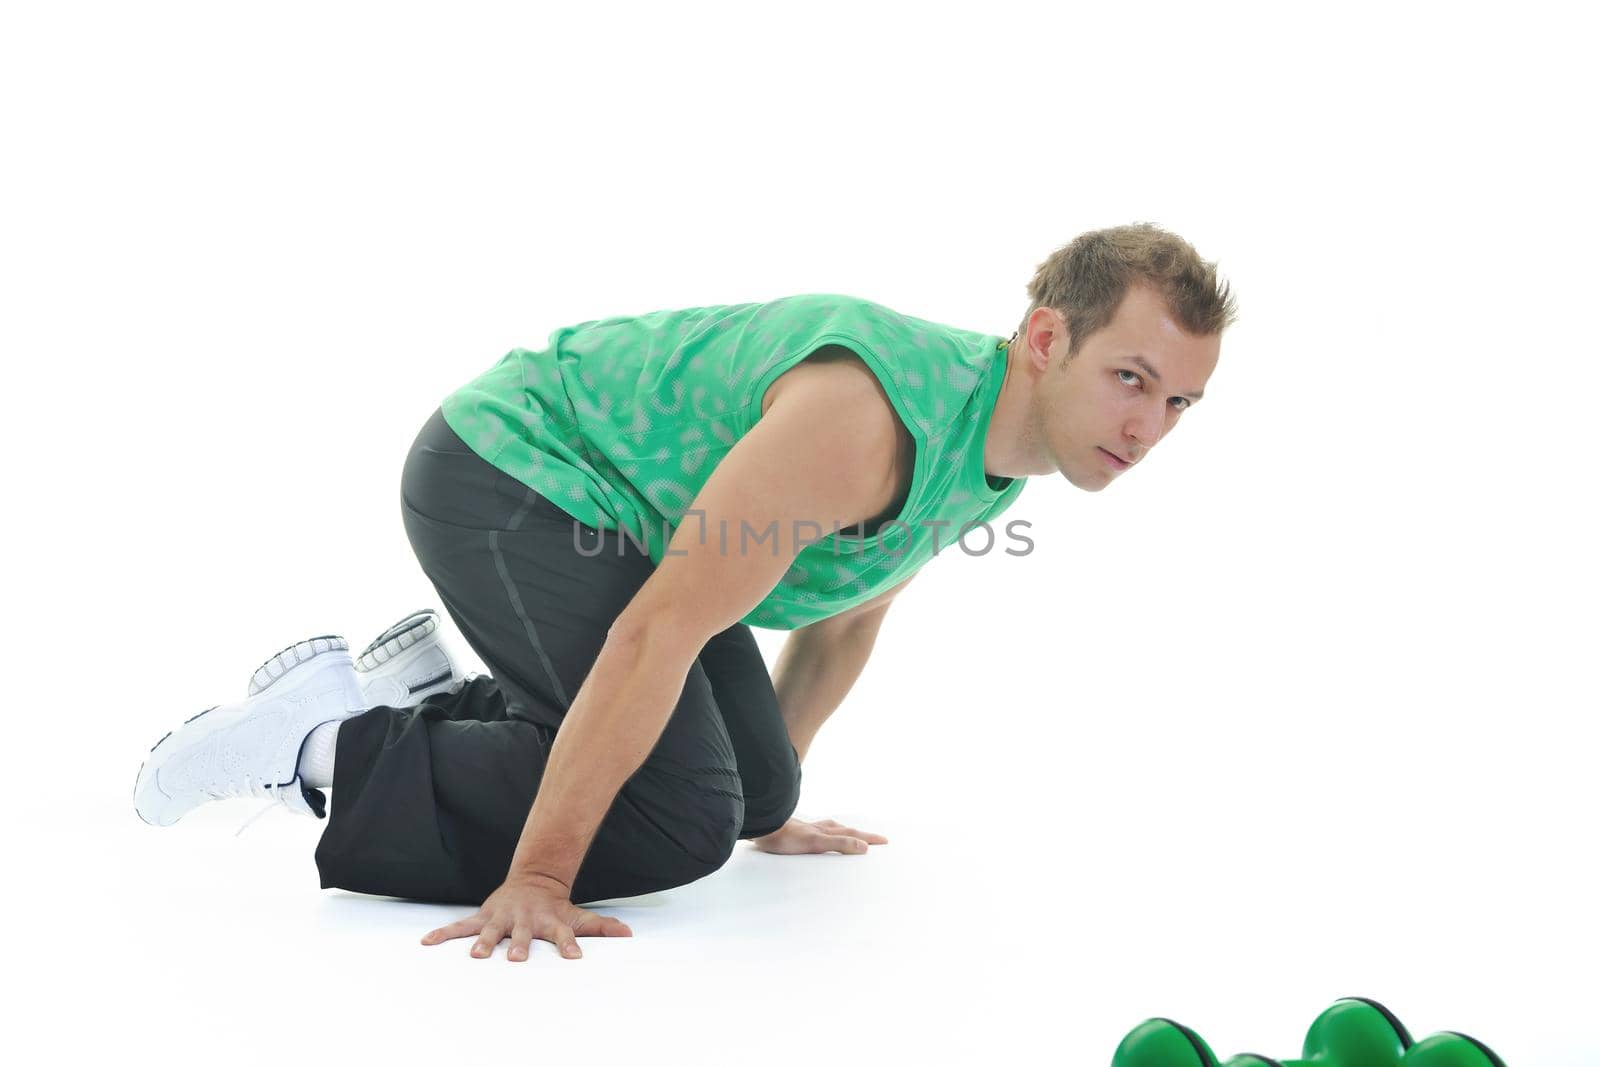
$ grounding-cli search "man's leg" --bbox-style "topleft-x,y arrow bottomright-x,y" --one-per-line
313,409 -> 745,906
314,670 -> 742,905
696,623 -> 803,840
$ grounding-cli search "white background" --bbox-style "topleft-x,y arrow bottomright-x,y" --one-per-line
3,2 -> 1595,1064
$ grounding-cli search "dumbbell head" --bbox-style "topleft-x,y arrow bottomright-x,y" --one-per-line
1112,1018 -> 1221,1067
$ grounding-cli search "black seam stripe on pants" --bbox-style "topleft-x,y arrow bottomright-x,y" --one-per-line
313,407 -> 802,906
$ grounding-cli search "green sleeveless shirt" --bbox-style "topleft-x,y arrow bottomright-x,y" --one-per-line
439,293 -> 1027,630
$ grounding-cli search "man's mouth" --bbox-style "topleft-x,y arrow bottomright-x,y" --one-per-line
1099,447 -> 1130,470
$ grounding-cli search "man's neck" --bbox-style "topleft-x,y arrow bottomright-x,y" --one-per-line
984,339 -> 1031,479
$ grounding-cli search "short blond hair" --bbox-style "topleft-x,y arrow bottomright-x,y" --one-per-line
1015,223 -> 1237,356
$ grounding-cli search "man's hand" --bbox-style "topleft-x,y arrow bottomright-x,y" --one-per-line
420,873 -> 633,961
749,817 -> 889,855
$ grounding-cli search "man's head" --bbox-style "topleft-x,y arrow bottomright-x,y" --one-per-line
1010,223 -> 1236,491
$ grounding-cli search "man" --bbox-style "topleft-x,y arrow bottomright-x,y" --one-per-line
133,222 -> 1235,962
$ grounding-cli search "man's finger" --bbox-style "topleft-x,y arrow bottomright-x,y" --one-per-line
421,916 -> 483,945
572,910 -> 633,937
816,819 -> 888,843
544,921 -> 582,959
822,835 -> 870,854
472,921 -> 507,958
833,825 -> 888,844
508,924 -> 534,963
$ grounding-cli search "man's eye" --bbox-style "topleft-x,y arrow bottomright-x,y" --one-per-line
1121,369 -> 1190,410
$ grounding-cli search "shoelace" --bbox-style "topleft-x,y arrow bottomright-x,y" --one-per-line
201,774 -> 298,837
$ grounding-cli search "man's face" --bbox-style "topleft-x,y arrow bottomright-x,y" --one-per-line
1029,283 -> 1222,491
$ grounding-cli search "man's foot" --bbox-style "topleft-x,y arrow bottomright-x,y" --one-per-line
248,609 -> 466,709
134,635 -> 366,827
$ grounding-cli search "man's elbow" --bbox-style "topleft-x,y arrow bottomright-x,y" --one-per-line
608,603 -> 722,666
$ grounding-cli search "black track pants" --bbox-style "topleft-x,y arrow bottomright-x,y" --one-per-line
313,408 -> 802,906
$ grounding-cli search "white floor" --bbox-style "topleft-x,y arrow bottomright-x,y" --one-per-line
15,508 -> 1597,1066
17,750 -> 1592,1066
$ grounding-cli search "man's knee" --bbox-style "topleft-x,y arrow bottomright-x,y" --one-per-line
642,779 -> 744,885
737,753 -> 802,840
571,785 -> 741,904
685,788 -> 743,872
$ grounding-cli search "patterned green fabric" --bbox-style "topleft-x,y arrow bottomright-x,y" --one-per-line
440,293 -> 1027,630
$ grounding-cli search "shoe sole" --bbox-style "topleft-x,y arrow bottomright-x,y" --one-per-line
356,610 -> 467,708
354,609 -> 439,672
246,634 -> 350,697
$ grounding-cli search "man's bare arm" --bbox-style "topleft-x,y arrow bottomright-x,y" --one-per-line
771,573 -> 913,763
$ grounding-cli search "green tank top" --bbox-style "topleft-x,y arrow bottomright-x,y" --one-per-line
440,293 -> 1028,630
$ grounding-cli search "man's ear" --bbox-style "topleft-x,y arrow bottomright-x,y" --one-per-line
1021,306 -> 1074,370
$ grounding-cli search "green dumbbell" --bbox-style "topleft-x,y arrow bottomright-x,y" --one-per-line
1111,997 -> 1505,1067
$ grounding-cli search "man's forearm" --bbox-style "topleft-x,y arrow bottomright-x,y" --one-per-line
772,614 -> 884,763
505,625 -> 698,890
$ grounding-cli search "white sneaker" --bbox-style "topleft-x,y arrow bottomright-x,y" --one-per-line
134,635 -> 366,827
247,609 -> 466,709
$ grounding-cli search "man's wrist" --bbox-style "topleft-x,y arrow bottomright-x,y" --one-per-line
506,867 -> 573,894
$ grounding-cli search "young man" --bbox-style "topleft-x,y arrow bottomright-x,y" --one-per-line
134,223 -> 1236,962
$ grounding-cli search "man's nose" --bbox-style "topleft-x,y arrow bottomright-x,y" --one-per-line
1126,403 -> 1164,453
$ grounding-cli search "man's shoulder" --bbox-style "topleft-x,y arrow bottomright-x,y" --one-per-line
752,346 -> 915,522
759,344 -> 896,419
